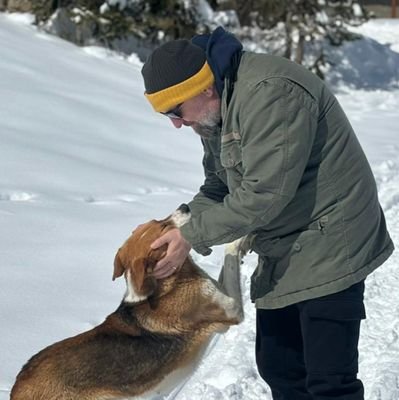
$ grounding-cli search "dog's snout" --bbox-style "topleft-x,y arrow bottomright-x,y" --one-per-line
177,204 -> 190,214
171,205 -> 191,228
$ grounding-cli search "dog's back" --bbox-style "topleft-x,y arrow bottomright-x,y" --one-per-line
12,315 -> 191,399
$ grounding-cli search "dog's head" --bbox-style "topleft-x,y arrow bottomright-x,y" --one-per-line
113,205 -> 191,303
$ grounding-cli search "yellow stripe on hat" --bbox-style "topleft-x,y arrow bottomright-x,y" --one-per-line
145,62 -> 215,113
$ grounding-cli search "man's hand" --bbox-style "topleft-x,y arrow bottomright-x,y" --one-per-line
151,228 -> 191,279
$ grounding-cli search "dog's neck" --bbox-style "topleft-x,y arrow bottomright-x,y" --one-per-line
110,258 -> 210,336
156,257 -> 200,293
121,257 -> 200,311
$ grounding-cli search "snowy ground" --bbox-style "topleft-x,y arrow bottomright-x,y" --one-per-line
0,14 -> 398,400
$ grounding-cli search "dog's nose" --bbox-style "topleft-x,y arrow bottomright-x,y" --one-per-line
177,204 -> 190,214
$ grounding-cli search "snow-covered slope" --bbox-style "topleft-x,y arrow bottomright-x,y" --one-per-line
0,14 -> 398,400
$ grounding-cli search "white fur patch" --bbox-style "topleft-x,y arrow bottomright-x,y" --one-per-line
171,209 -> 191,228
124,270 -> 147,303
212,289 -> 239,320
224,239 -> 241,257
224,236 -> 248,257
201,281 -> 239,320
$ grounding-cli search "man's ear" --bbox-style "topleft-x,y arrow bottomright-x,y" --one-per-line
113,249 -> 125,281
203,84 -> 217,98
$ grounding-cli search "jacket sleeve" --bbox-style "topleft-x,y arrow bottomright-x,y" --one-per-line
181,79 -> 319,255
187,138 -> 229,217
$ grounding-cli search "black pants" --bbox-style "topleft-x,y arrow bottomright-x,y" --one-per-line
256,281 -> 366,400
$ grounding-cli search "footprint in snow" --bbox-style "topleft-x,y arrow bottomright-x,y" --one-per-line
83,194 -> 139,204
0,192 -> 35,202
82,187 -> 177,204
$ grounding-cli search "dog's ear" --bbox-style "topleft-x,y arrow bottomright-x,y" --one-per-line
132,246 -> 167,295
132,257 -> 158,297
131,257 -> 145,289
113,249 -> 125,281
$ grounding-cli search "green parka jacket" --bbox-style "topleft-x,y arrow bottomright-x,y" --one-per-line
180,52 -> 394,309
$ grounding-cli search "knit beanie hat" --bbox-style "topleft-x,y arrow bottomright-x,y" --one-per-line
141,40 -> 215,113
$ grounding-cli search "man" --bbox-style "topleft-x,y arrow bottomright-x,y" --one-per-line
140,27 -> 393,399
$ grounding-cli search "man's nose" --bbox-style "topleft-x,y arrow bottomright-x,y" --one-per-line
170,118 -> 192,128
170,118 -> 183,128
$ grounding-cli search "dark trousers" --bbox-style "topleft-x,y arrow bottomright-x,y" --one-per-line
255,281 -> 366,400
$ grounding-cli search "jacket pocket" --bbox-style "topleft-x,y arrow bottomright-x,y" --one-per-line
220,138 -> 243,190
300,288 -> 366,375
251,214 -> 331,259
220,138 -> 243,169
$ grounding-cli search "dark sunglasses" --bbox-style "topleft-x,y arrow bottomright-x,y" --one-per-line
160,103 -> 183,119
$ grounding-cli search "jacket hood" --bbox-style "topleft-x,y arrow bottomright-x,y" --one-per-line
192,27 -> 243,97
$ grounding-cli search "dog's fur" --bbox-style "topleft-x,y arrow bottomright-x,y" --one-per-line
11,208 -> 241,400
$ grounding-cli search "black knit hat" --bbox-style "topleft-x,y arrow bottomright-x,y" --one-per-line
141,40 -> 214,113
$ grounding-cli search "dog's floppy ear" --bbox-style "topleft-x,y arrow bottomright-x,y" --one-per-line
131,256 -> 158,297
132,257 -> 146,288
132,246 -> 167,293
113,249 -> 125,281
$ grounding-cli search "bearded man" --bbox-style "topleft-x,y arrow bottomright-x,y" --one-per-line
139,27 -> 393,400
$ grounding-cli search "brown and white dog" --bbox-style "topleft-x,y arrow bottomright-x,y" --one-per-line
11,205 -> 242,400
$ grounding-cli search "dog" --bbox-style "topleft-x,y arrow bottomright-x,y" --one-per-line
11,205 -> 243,400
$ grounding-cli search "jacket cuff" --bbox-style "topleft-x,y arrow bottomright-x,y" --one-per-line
180,222 -> 212,256
192,244 -> 213,256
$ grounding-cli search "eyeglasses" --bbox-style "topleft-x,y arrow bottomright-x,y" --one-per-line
160,103 -> 183,119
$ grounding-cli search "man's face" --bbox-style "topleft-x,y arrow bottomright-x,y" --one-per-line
167,87 -> 221,139
191,103 -> 221,138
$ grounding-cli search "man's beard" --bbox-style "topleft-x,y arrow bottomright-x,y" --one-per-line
192,107 -> 221,139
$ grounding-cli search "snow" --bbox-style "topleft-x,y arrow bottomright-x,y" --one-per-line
325,35 -> 399,89
0,13 -> 398,400
350,18 -> 399,53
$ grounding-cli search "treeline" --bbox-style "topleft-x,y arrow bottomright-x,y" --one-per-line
1,0 -> 369,77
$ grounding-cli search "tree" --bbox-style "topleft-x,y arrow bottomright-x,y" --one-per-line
218,0 -> 368,78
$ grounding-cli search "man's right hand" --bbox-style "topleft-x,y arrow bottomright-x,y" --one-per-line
150,228 -> 191,279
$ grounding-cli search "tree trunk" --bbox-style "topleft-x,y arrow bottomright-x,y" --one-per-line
284,12 -> 293,60
295,32 -> 305,65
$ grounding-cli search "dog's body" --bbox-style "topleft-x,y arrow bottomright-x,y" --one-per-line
11,209 -> 242,400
